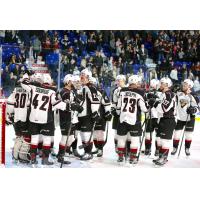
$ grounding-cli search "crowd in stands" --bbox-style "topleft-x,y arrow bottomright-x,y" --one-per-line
1,30 -> 200,97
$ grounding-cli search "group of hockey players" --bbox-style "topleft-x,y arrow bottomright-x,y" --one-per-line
5,67 -> 200,167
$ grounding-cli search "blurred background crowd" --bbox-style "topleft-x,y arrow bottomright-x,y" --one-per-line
1,30 -> 200,97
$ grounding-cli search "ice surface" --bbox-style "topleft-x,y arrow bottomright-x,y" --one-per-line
5,121 -> 200,168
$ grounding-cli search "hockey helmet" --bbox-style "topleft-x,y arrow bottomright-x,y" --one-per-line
128,75 -> 140,85
183,79 -> 194,88
63,74 -> 74,85
160,77 -> 172,87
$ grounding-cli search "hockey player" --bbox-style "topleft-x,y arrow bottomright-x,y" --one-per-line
89,77 -> 112,157
66,74 -> 83,157
116,75 -> 148,164
6,74 -> 31,162
144,79 -> 161,156
111,75 -> 126,152
21,73 -> 70,165
171,79 -> 199,156
56,74 -> 83,164
149,77 -> 177,166
78,68 -> 100,160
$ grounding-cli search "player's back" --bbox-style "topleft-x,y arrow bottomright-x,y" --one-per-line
117,87 -> 147,125
29,84 -> 56,124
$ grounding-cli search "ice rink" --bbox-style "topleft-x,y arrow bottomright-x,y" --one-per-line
5,120 -> 200,168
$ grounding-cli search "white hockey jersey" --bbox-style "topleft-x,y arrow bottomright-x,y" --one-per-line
7,85 -> 30,123
117,87 -> 148,125
21,80 -> 67,124
78,83 -> 100,117
176,92 -> 198,121
155,90 -> 176,119
112,86 -> 121,109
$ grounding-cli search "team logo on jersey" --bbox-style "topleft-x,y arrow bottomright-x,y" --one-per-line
179,99 -> 188,108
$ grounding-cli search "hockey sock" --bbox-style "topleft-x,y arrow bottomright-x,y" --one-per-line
93,139 -> 98,149
130,148 -> 137,159
145,139 -> 152,150
160,148 -> 169,158
117,147 -> 125,158
114,139 -> 118,148
173,139 -> 179,148
51,141 -> 54,149
98,140 -> 104,150
38,142 -> 43,150
42,146 -> 51,158
71,138 -> 78,150
185,140 -> 192,149
84,142 -> 93,153
126,141 -> 131,154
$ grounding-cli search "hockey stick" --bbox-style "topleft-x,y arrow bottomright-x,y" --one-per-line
177,114 -> 189,158
102,121 -> 109,148
60,112 -> 75,168
137,114 -> 149,162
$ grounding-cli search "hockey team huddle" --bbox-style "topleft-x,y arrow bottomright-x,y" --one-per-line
5,67 -> 200,167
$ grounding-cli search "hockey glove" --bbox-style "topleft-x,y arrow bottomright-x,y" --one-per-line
6,113 -> 14,125
92,111 -> 101,123
148,98 -> 156,108
186,106 -> 197,115
146,93 -> 158,100
111,107 -> 118,117
70,103 -> 83,113
104,111 -> 112,121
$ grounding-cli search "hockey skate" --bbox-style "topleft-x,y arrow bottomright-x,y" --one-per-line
185,148 -> 191,156
117,156 -> 124,163
97,149 -> 103,157
129,158 -> 138,165
171,147 -> 178,155
72,149 -> 82,158
154,157 -> 168,166
30,153 -> 38,165
42,157 -> 54,165
50,148 -> 57,157
152,157 -> 161,163
81,153 -> 93,160
57,156 -> 71,165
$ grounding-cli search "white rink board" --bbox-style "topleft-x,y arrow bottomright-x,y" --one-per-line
5,121 -> 200,168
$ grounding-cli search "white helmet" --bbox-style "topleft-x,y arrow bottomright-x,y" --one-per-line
89,77 -> 98,85
73,75 -> 80,82
150,79 -> 160,88
81,68 -> 92,78
73,70 -> 80,76
160,77 -> 172,87
63,74 -> 74,85
116,75 -> 126,81
34,73 -> 43,83
43,74 -> 52,85
128,75 -> 140,85
183,79 -> 194,88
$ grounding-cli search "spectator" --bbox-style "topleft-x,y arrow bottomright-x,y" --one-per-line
31,35 -> 41,60
170,67 -> 179,84
137,68 -> 144,82
94,51 -> 103,76
138,44 -> 148,65
188,69 -> 194,80
193,76 -> 200,93
181,64 -> 188,81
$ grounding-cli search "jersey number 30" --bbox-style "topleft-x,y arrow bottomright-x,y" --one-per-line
122,97 -> 136,113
